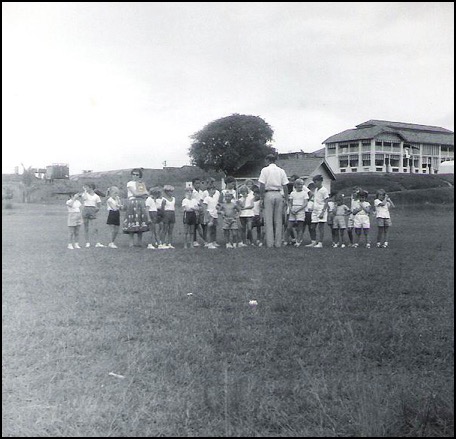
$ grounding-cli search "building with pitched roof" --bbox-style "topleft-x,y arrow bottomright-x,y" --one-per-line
231,153 -> 336,192
323,120 -> 454,174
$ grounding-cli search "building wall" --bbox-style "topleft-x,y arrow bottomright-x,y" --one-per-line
325,139 -> 454,175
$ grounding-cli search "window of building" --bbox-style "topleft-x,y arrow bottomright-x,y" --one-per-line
339,156 -> 348,168
349,143 -> 359,153
327,144 -> 336,156
351,168 -> 358,172
339,143 -> 349,154
349,155 -> 359,167
362,154 -> 371,166
392,142 -> 401,152
422,144 -> 439,155
375,154 -> 384,166
389,154 -> 400,167
382,142 -> 392,152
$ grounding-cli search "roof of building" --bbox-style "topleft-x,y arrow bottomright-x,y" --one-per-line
322,120 -> 454,145
232,157 -> 336,180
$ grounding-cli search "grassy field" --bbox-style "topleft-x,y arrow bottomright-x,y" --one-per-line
2,202 -> 454,437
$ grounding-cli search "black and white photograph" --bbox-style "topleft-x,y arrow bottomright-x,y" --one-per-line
2,2 -> 454,437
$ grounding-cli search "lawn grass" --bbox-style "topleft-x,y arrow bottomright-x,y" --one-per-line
2,203 -> 454,437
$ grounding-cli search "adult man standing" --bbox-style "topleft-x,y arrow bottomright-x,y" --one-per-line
258,154 -> 289,248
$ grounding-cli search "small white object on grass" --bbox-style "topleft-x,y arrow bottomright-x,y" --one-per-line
249,300 -> 258,306
187,293 -> 193,296
108,372 -> 125,379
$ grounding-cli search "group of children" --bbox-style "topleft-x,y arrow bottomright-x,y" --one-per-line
66,177 -> 395,250
285,181 -> 395,249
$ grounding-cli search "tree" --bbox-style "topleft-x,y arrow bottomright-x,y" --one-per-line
189,114 -> 275,175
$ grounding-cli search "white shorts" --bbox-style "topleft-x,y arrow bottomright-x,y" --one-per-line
354,214 -> 370,229
311,209 -> 328,223
289,207 -> 306,222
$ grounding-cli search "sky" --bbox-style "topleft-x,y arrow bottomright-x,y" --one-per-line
2,2 -> 454,175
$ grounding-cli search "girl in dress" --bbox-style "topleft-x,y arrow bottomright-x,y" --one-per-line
122,168 -> 149,247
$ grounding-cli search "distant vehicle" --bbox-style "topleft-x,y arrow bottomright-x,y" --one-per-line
438,160 -> 454,174
45,164 -> 70,182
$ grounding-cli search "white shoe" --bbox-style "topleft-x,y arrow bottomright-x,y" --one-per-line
332,243 -> 338,248
376,242 -> 382,248
95,243 -> 105,248
352,243 -> 359,248
147,244 -> 155,249
313,242 -> 323,248
74,243 -> 81,249
257,242 -> 263,247
108,243 -> 118,249
340,244 -> 346,248
193,241 -> 200,247
366,243 -> 371,248
168,245 -> 175,249
207,243 -> 217,249
305,241 -> 316,247
85,243 -> 91,248
382,242 -> 389,248
226,243 -> 233,248
213,242 -> 220,247
238,242 -> 248,247
67,243 -> 74,250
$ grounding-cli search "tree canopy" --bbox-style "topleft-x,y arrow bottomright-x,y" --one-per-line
188,114 -> 275,175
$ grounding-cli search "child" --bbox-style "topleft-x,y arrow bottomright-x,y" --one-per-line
238,184 -> 255,246
287,178 -> 309,247
303,182 -> 315,246
347,186 -> 361,247
307,175 -> 329,248
326,193 -> 337,247
374,189 -> 395,248
145,187 -> 162,249
352,190 -> 371,248
252,189 -> 264,246
203,186 -> 220,249
182,187 -> 200,248
81,182 -> 105,248
191,177 -> 207,246
159,185 -> 176,249
220,192 -> 242,248
106,186 -> 123,248
332,194 -> 351,248
221,176 -> 237,203
66,192 -> 83,249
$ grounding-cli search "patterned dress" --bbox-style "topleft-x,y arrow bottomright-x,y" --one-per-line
122,181 -> 150,233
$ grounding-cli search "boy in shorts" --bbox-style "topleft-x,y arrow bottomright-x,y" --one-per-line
182,187 -> 200,248
219,192 -> 241,248
374,189 -> 395,248
352,190 -> 372,248
332,194 -> 351,248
